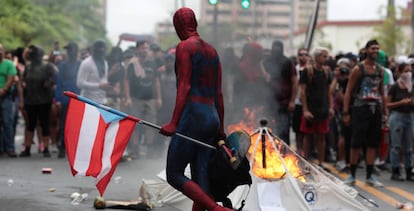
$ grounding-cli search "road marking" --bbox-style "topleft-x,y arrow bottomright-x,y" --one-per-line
324,163 -> 401,207
386,186 -> 414,202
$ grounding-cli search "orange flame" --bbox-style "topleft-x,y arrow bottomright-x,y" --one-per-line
227,108 -> 305,181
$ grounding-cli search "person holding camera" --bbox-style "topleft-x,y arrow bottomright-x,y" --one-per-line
330,58 -> 352,172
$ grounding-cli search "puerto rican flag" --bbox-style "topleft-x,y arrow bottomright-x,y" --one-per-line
64,92 -> 139,196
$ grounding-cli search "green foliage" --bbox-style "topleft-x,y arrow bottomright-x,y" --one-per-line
373,5 -> 406,56
0,0 -> 106,50
157,33 -> 180,50
198,23 -> 235,51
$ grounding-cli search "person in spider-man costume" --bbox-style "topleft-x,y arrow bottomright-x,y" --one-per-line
159,7 -> 231,211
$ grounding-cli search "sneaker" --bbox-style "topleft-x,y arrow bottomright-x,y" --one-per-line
344,175 -> 356,186
366,176 -> 384,187
43,149 -> 51,158
57,150 -> 66,158
19,148 -> 31,157
390,173 -> 404,181
336,161 -> 346,171
7,151 -> 17,158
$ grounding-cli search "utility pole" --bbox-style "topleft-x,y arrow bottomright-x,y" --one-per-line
411,1 -> 414,53
387,0 -> 396,55
289,0 -> 295,55
213,4 -> 218,46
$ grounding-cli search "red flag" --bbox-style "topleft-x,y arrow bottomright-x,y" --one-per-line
64,96 -> 136,196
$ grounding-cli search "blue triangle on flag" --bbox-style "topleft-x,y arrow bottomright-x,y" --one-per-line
98,108 -> 124,123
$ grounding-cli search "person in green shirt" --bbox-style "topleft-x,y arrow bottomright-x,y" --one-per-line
0,43 -> 18,157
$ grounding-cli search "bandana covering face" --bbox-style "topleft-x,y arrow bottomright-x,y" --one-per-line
398,71 -> 413,92
239,42 -> 263,82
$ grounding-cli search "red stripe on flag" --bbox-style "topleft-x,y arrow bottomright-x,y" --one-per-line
65,98 -> 85,176
96,118 -> 135,196
85,116 -> 106,177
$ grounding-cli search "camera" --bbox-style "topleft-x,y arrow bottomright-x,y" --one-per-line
339,67 -> 349,75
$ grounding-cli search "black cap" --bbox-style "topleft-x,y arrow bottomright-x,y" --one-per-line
64,41 -> 78,50
150,43 -> 161,52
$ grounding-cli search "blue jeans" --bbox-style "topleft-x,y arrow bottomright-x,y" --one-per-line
1,94 -> 16,152
389,111 -> 413,168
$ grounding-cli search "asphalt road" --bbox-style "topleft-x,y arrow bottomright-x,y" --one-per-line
1,126 -> 414,211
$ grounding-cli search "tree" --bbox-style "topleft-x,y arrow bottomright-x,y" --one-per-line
411,0 -> 414,53
198,22 -> 235,51
0,0 -> 106,49
373,1 -> 404,56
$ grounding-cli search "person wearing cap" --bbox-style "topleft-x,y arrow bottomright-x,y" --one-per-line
376,49 -> 395,95
343,39 -> 388,187
77,40 -> 114,104
343,52 -> 358,68
55,41 -> 81,158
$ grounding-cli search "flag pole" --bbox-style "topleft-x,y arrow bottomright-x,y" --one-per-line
64,91 -> 216,150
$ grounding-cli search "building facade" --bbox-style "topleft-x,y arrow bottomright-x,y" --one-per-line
199,0 -> 327,40
290,20 -> 411,56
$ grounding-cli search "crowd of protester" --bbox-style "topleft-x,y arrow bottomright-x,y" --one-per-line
0,37 -> 413,187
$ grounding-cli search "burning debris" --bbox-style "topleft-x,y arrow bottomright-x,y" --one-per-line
226,110 -> 369,210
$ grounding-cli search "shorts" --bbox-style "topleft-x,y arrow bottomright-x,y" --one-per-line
300,115 -> 329,134
292,105 -> 303,133
129,98 -> 157,123
350,105 -> 382,148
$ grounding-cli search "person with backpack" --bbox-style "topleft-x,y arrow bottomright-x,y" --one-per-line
299,46 -> 334,170
343,40 -> 388,187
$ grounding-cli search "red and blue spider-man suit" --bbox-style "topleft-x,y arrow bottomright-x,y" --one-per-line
159,7 -> 231,211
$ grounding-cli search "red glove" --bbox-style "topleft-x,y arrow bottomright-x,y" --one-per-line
160,122 -> 177,136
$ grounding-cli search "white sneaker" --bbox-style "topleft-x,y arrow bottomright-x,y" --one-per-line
366,176 -> 383,187
344,175 -> 356,186
336,160 -> 346,171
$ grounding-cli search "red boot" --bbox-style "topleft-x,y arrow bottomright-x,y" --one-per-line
182,181 -> 233,211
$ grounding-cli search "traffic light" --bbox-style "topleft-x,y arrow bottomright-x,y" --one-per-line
208,0 -> 219,5
240,0 -> 250,9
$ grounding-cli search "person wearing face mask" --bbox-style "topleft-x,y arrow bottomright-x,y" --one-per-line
55,41 -> 80,158
159,7 -> 229,211
262,40 -> 297,146
386,62 -> 414,182
77,40 -> 114,104
20,45 -> 57,157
